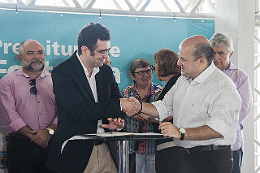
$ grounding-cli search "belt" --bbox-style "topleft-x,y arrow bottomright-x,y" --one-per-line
157,141 -> 176,151
93,140 -> 104,146
9,132 -> 30,140
180,145 -> 231,155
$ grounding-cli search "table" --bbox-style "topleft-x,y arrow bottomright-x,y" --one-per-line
61,132 -> 165,173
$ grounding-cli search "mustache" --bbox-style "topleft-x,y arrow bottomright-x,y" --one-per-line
30,58 -> 43,64
22,58 -> 45,72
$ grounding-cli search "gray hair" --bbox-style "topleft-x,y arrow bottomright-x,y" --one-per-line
209,33 -> 234,53
19,39 -> 44,56
129,58 -> 151,75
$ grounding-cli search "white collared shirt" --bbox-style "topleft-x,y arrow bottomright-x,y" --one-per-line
152,63 -> 242,148
76,52 -> 105,134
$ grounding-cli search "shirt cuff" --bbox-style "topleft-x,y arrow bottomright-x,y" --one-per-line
3,117 -> 26,133
152,100 -> 171,122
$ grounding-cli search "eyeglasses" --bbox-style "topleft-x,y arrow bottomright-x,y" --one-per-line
95,48 -> 111,55
150,64 -> 155,71
133,69 -> 153,76
29,79 -> 38,95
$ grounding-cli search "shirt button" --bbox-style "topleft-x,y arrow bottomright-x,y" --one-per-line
38,101 -> 40,103
39,113 -> 41,115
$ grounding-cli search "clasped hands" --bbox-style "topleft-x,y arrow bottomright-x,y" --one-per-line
119,97 -> 181,139
120,97 -> 141,117
29,129 -> 51,148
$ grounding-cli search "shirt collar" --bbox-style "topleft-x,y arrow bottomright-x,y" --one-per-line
224,62 -> 237,71
76,51 -> 100,78
16,68 -> 45,78
192,62 -> 216,84
132,82 -> 153,92
23,70 -> 45,78
132,82 -> 156,101
225,62 -> 231,70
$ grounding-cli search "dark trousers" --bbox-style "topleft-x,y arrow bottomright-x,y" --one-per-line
155,146 -> 181,173
179,146 -> 233,173
232,148 -> 243,173
7,135 -> 57,173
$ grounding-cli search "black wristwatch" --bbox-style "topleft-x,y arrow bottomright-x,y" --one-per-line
179,128 -> 186,140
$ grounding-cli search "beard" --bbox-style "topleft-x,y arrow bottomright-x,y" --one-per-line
22,58 -> 45,72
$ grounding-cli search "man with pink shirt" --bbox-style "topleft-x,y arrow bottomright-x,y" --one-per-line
0,39 -> 57,173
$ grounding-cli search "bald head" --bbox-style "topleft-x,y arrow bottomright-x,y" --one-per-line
180,35 -> 214,66
180,35 -> 210,55
17,39 -> 46,74
19,39 -> 44,56
181,35 -> 209,48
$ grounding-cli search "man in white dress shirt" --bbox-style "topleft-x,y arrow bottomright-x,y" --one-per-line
124,35 -> 241,173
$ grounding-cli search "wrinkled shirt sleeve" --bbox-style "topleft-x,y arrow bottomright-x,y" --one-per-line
206,86 -> 241,139
152,85 -> 174,122
0,76 -> 26,133
237,74 -> 253,125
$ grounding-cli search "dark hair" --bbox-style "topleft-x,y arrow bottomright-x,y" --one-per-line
129,58 -> 151,77
153,49 -> 181,77
77,22 -> 110,55
193,43 -> 215,66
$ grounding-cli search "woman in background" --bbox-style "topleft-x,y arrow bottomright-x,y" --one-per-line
136,49 -> 181,173
122,58 -> 163,173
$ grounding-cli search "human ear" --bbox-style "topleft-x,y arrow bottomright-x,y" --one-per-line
17,55 -> 22,61
130,73 -> 135,81
81,46 -> 88,54
199,57 -> 205,63
229,51 -> 233,59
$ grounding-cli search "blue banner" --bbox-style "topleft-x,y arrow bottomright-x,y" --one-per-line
0,9 -> 214,91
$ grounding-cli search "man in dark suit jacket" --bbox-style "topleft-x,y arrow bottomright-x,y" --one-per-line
46,22 -> 130,173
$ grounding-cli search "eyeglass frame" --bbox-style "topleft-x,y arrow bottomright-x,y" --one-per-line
29,79 -> 38,95
94,48 -> 111,55
150,64 -> 155,71
133,67 -> 153,77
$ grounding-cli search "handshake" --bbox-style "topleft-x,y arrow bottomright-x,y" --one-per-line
120,97 -> 142,117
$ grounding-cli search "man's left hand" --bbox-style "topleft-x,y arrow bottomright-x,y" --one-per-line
101,118 -> 124,130
159,122 -> 180,138
30,129 -> 51,148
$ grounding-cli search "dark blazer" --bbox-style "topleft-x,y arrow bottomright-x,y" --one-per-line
46,52 -> 123,173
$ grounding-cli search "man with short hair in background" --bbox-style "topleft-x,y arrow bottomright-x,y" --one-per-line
210,33 -> 253,173
0,39 -> 57,173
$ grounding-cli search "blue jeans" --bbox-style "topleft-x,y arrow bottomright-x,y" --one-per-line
232,148 -> 243,173
136,153 -> 156,173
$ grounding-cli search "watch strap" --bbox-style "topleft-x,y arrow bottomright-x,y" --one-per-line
179,128 -> 185,140
180,132 -> 185,140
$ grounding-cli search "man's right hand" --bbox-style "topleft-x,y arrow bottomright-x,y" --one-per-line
120,97 -> 141,117
30,129 -> 50,148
